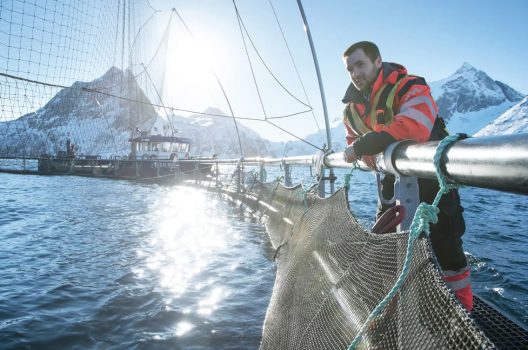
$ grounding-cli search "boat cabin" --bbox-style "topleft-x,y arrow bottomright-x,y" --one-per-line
129,134 -> 191,160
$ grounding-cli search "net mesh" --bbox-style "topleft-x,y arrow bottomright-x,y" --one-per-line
0,0 -> 183,159
241,180 -> 494,350
0,0 -> 130,157
0,1 -> 320,161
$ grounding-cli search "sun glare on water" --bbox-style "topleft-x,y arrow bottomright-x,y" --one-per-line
147,187 -> 232,296
134,186 -> 241,337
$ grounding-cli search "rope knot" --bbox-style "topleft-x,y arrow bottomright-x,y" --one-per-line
408,202 -> 438,238
420,203 -> 440,224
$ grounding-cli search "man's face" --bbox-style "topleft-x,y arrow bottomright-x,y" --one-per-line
344,48 -> 382,92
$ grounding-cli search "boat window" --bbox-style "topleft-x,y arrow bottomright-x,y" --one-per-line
162,142 -> 171,152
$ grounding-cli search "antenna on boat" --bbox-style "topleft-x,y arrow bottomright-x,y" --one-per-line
296,0 -> 335,195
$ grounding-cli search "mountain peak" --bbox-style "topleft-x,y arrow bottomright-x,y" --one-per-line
455,62 -> 478,75
429,62 -> 524,121
203,107 -> 227,117
96,66 -> 122,81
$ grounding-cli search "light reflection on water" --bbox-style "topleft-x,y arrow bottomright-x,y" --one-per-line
138,187 -> 237,337
138,186 -> 269,342
145,188 -> 232,299
0,175 -> 274,349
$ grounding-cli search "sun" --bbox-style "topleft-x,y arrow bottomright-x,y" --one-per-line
162,27 -> 225,113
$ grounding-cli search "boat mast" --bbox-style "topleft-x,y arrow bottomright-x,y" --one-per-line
296,0 -> 335,195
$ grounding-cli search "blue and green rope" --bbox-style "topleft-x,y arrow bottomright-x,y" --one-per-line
346,134 -> 465,349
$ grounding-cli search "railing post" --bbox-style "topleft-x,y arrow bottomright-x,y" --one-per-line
284,163 -> 292,187
236,163 -> 241,193
194,160 -> 201,184
215,161 -> 219,189
259,162 -> 266,183
394,175 -> 420,233
318,169 -> 325,198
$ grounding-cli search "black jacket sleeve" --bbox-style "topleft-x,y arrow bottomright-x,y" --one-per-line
352,131 -> 396,157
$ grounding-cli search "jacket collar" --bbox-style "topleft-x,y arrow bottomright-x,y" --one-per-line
341,62 -> 401,104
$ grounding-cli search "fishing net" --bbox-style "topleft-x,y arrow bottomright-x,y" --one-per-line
238,180 -> 494,350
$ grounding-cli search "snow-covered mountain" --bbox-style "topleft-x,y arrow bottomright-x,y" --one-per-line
0,67 -> 157,157
280,63 -> 526,156
430,63 -> 523,118
177,110 -> 276,158
429,62 -> 524,134
142,108 -> 277,158
476,96 -> 528,136
0,68 -> 276,158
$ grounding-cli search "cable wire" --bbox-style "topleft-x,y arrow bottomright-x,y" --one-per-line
233,0 -> 268,118
234,1 -> 312,110
268,0 -> 320,131
266,120 -> 322,151
0,71 -> 314,121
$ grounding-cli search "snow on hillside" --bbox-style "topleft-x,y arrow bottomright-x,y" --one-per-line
0,67 -> 277,158
0,67 -> 156,158
476,96 -> 528,136
159,108 -> 277,158
444,100 -> 518,136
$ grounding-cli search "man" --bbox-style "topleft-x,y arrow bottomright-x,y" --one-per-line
341,41 -> 472,311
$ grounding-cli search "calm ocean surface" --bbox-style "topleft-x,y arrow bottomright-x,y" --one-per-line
1,168 -> 527,349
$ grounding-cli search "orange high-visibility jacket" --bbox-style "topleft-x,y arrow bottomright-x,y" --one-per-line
342,62 -> 438,152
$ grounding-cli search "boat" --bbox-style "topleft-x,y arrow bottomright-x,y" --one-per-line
37,129 -> 213,182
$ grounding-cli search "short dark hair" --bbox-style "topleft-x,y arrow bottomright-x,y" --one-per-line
343,41 -> 380,62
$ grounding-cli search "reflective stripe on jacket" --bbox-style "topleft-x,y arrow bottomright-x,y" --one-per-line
442,266 -> 473,312
342,62 -> 438,146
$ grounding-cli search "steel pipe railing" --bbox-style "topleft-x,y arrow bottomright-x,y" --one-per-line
180,155 -> 315,166
179,133 -> 528,195
379,133 -> 528,195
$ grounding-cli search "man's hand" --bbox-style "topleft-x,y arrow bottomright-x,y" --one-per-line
343,145 -> 358,163
361,155 -> 378,170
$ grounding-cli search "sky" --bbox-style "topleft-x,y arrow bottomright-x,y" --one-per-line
1,0 -> 527,143
142,0 -> 528,142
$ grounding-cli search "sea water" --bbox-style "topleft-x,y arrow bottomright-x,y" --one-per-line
0,169 -> 526,349
0,173 -> 275,349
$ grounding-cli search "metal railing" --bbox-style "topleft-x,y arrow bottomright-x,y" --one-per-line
180,133 -> 528,196
2,133 -> 526,195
